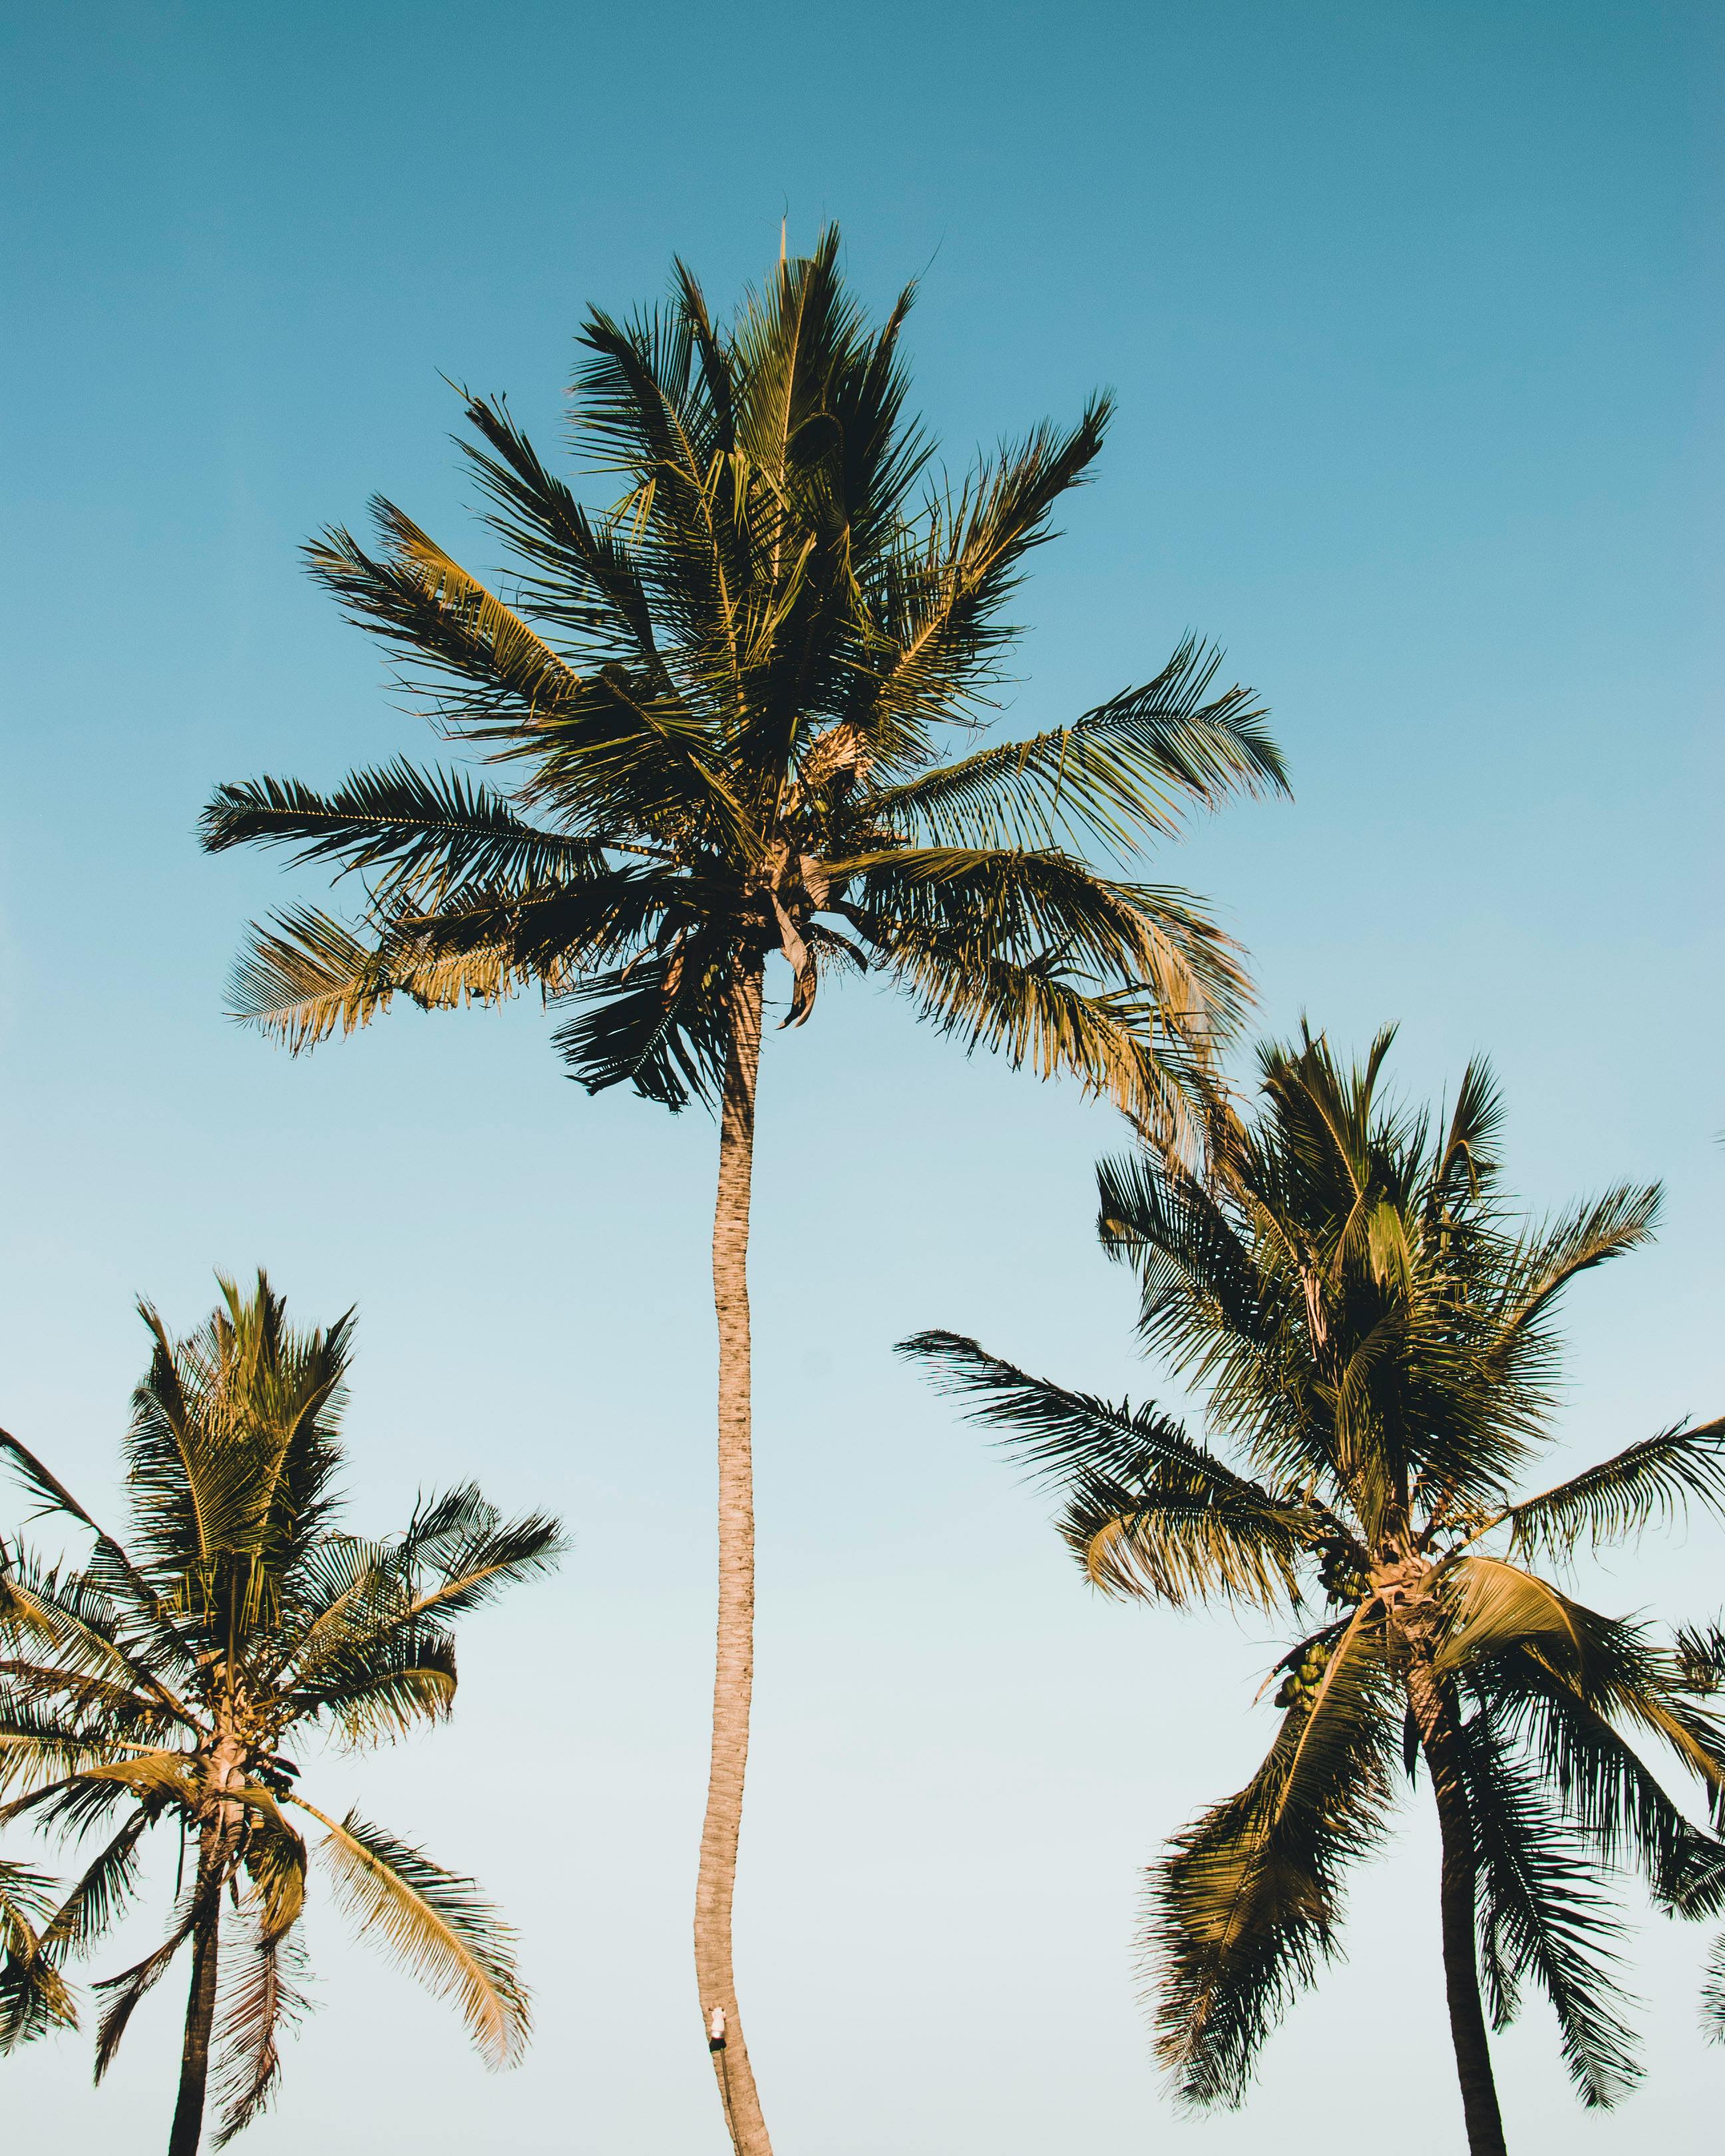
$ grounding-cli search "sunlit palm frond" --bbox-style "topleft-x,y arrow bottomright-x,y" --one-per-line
311,1807 -> 528,2067
305,504 -> 584,724
227,903 -> 530,1053
1434,1557 -> 1598,1676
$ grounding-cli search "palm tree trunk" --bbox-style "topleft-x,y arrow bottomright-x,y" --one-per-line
1408,1661 -> 1507,2156
694,952 -> 773,2156
167,1822 -> 226,2156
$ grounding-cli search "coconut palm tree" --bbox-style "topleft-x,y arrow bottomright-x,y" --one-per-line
904,1027 -> 1725,2153
196,228 -> 1286,2153
0,1273 -> 560,2155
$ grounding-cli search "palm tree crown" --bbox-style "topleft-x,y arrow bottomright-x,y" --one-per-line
0,1274 -> 560,2151
905,1027 -> 1725,2149
198,226 -> 1284,1139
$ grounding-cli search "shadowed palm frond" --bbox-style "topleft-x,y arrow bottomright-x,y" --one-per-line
1461,1706 -> 1640,2105
209,1910 -> 311,2147
898,1330 -> 1306,1606
1150,1606 -> 1397,2107
0,1857 -> 77,2052
1507,1417 -> 1725,1559
201,764 -> 608,908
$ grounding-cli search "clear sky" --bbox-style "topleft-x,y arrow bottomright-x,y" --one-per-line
2,1 -> 1721,2149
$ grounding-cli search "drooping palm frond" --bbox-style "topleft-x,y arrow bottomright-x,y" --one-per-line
0,1857 -> 76,2052
1459,1705 -> 1640,2105
1150,1607 -> 1398,2106
209,1908 -> 311,2147
310,1807 -> 528,2067
92,1882 -> 208,2081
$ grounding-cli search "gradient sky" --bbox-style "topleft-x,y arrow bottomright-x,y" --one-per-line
3,2 -> 1722,2150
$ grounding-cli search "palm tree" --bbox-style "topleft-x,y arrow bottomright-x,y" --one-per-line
0,1273 -> 560,2155
196,227 -> 1287,2154
904,1027 -> 1725,2153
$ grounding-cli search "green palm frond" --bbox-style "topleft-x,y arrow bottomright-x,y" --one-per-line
200,763 -> 608,907
0,1856 -> 78,2052
1460,1706 -> 1640,2105
898,1331 -> 1306,1606
1507,1417 -> 1725,1559
861,637 -> 1284,856
1494,1186 -> 1662,1353
1150,1605 -> 1398,2106
310,1806 -> 528,2067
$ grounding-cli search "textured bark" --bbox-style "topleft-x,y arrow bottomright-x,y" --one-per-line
694,956 -> 773,2156
168,1740 -> 242,2156
1408,1660 -> 1508,2156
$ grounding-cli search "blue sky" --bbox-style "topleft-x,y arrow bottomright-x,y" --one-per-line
3,1 -> 1722,2149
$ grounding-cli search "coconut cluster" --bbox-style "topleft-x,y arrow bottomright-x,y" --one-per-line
1273,1636 -> 1332,1711
1315,1535 -> 1370,1607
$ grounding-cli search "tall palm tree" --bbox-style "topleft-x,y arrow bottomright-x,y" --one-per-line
0,1273 -> 560,2155
904,1027 -> 1725,2153
196,228 -> 1286,2153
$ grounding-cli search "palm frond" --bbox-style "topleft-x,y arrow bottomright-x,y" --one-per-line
311,1807 -> 528,2066
865,637 -> 1284,858
92,1890 -> 203,2081
1150,1605 -> 1398,2107
1461,1705 -> 1640,2105
226,902 -> 529,1051
0,1859 -> 77,2051
1507,1417 -> 1725,1559
899,1330 -> 1306,1606
209,1909 -> 311,2146
201,763 -> 608,908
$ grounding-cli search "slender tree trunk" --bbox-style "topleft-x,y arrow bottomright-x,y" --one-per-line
695,954 -> 773,2156
167,1825 -> 225,2156
1408,1660 -> 1507,2156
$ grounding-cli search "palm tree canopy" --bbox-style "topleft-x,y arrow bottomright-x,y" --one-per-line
903,1027 -> 1725,2111
0,1274 -> 560,2143
200,228 -> 1286,1145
